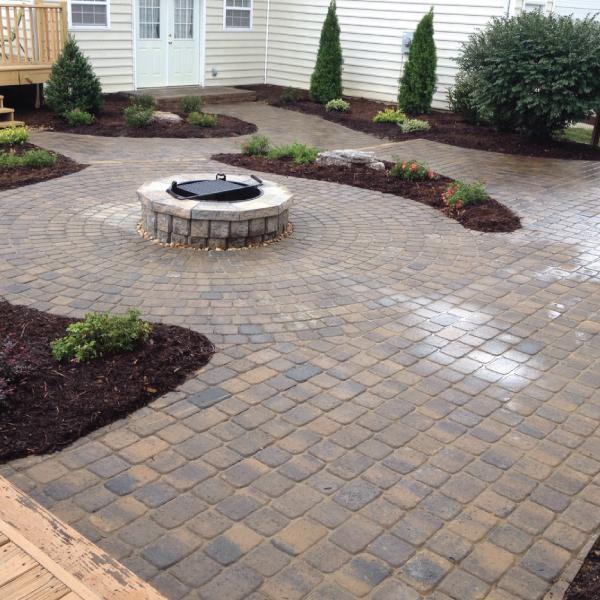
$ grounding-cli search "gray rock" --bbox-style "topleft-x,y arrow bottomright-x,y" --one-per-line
316,149 -> 386,171
152,110 -> 183,124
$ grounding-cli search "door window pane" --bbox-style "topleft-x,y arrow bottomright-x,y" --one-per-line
139,0 -> 160,38
174,0 -> 193,38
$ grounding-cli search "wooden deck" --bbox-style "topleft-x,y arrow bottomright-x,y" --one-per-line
0,477 -> 167,600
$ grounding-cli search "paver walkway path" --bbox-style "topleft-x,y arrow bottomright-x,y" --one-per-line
1,102 -> 600,600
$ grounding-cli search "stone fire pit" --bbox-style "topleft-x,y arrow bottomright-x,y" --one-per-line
138,173 -> 292,249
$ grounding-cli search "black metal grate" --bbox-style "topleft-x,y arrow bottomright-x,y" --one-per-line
168,173 -> 263,202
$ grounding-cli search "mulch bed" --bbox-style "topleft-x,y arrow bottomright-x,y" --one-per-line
0,300 -> 214,461
0,143 -> 85,192
18,93 -> 257,138
565,537 -> 600,600
214,153 -> 520,233
241,84 -> 600,161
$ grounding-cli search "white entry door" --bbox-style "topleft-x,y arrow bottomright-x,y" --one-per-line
136,0 -> 200,88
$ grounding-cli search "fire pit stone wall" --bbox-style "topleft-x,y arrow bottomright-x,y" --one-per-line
138,174 -> 292,249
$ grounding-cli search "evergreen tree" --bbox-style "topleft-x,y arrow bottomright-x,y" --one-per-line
45,37 -> 102,116
310,0 -> 343,104
398,9 -> 437,114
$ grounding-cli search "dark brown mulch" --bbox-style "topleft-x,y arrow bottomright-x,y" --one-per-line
0,300 -> 215,462
214,153 -> 520,233
0,143 -> 85,192
240,84 -> 600,161
18,93 -> 257,138
565,537 -> 600,600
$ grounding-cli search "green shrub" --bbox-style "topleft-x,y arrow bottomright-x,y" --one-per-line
187,112 -> 217,127
310,0 -> 343,103
400,118 -> 430,133
179,95 -> 204,114
51,309 -> 152,363
0,153 -> 22,168
325,98 -> 350,112
399,9 -> 437,114
131,94 -> 157,110
22,149 -> 57,168
279,87 -> 301,104
373,108 -> 406,124
64,108 -> 95,126
267,142 -> 319,164
447,72 -> 483,125
442,181 -> 489,210
457,12 -> 600,138
45,37 -> 102,116
241,134 -> 271,156
0,126 -> 29,146
123,105 -> 154,128
390,159 -> 435,181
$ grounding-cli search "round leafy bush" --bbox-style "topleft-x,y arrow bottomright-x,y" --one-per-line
390,159 -> 435,181
373,108 -> 406,124
241,134 -> 271,156
325,98 -> 350,112
442,181 -> 489,210
64,108 -> 95,126
0,126 -> 29,146
187,112 -> 217,127
457,12 -> 600,138
279,87 -> 301,104
123,105 -> 154,128
131,94 -> 157,110
51,309 -> 152,362
400,118 -> 430,133
180,95 -> 204,114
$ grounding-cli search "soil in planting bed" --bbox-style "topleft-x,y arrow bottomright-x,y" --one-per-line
0,300 -> 215,461
565,536 -> 600,600
0,143 -> 85,192
19,93 -> 257,138
241,84 -> 600,161
214,153 -> 520,233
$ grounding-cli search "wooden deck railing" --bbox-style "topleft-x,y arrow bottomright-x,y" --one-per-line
0,1 -> 67,68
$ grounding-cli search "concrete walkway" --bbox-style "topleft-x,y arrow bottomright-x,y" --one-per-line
1,102 -> 600,600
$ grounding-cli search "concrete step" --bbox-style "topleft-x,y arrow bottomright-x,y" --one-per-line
131,85 -> 256,105
0,121 -> 25,129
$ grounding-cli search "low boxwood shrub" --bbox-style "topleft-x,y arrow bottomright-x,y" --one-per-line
373,108 -> 405,124
400,118 -> 430,133
64,108 -> 95,126
442,181 -> 489,210
187,112 -> 217,127
123,105 -> 154,128
131,94 -> 157,110
0,126 -> 29,146
325,98 -> 350,112
241,134 -> 271,156
267,142 -> 319,164
180,95 -> 204,114
390,159 -> 435,181
280,87 -> 301,104
51,309 -> 152,362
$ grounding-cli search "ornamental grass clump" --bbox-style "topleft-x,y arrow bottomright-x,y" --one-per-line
131,94 -> 157,110
241,134 -> 271,156
325,98 -> 350,112
187,112 -> 217,127
373,108 -> 406,124
442,181 -> 489,211
267,142 -> 319,164
179,95 -> 204,114
390,159 -> 435,181
123,105 -> 154,128
51,309 -> 152,363
0,149 -> 56,169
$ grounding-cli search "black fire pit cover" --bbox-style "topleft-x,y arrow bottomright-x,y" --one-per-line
168,173 -> 263,202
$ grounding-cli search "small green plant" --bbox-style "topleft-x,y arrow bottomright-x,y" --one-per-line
131,94 -> 157,110
187,112 -> 217,127
0,126 -> 29,146
0,153 -> 22,168
123,105 -> 154,128
442,180 -> 489,210
447,72 -> 483,125
325,98 -> 350,112
400,118 -> 430,133
373,108 -> 406,124
390,159 -> 435,181
279,87 -> 300,104
51,309 -> 152,363
241,134 -> 271,156
179,95 -> 204,114
267,142 -> 319,164
64,108 -> 95,126
22,149 -> 57,168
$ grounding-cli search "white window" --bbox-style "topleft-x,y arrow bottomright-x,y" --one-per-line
224,0 -> 251,30
70,0 -> 109,27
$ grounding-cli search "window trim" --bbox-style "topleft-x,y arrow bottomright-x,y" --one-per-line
222,0 -> 252,31
68,0 -> 111,30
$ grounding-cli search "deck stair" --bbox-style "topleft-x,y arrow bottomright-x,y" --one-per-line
0,96 -> 24,128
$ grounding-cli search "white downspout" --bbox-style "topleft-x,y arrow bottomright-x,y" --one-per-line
264,0 -> 270,83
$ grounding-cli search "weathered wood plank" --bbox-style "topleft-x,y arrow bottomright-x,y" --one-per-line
0,541 -> 38,587
1,564 -> 70,600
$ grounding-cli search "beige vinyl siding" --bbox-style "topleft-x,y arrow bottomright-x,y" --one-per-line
69,0 -> 134,91
203,0 -> 267,86
266,0 -> 507,107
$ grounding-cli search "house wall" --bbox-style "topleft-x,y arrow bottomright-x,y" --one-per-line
266,0 -> 508,108
203,0 -> 267,86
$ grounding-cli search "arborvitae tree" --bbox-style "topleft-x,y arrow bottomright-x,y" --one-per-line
398,9 -> 437,114
310,0 -> 343,104
45,37 -> 102,116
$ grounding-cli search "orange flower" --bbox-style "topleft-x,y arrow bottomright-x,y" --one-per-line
410,163 -> 417,171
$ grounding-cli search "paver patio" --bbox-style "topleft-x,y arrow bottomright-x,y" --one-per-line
1,102 -> 600,600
